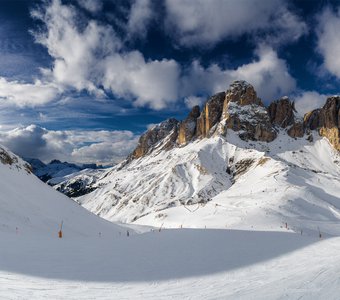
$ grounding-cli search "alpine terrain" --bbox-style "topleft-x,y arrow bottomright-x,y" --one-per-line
74,81 -> 340,237
1,81 -> 340,299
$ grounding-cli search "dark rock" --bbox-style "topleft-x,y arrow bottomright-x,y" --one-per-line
222,81 -> 276,142
130,118 -> 179,159
304,96 -> 340,151
318,97 -> 340,150
287,122 -> 304,138
196,92 -> 225,138
268,97 -> 295,128
178,105 -> 200,145
304,109 -> 321,130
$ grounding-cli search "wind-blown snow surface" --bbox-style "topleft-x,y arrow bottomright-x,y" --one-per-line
78,131 -> 340,237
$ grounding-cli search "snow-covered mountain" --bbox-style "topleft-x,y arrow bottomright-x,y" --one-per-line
74,81 -> 340,237
2,133 -> 340,299
24,157 -> 108,197
0,145 -> 124,237
25,157 -> 103,184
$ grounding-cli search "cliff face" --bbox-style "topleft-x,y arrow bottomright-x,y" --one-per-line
128,81 -> 340,160
196,92 -> 225,138
222,81 -> 276,142
177,105 -> 200,145
304,96 -> 340,150
130,118 -> 179,159
268,97 -> 304,138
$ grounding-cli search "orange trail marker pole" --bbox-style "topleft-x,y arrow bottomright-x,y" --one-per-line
58,220 -> 63,238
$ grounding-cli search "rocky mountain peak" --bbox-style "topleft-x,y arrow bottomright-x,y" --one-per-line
128,82 -> 340,161
221,81 -> 276,142
224,80 -> 262,107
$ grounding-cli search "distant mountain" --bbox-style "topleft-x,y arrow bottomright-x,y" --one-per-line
24,158 -> 82,183
24,157 -> 109,194
71,80 -> 340,237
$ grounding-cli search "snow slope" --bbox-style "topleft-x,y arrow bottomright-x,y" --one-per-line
1,229 -> 340,299
1,144 -> 340,299
0,145 -> 125,238
77,130 -> 340,237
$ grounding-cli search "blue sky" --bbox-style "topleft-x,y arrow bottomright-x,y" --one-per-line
0,0 -> 339,164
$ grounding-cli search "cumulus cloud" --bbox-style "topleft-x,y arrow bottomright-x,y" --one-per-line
0,0 -> 296,111
316,6 -> 340,79
0,77 -> 59,107
101,52 -> 180,109
31,0 -> 180,109
127,0 -> 154,39
181,46 -> 296,103
164,0 -> 307,47
294,91 -> 329,115
0,125 -> 138,164
77,0 -> 103,13
31,0 -> 121,94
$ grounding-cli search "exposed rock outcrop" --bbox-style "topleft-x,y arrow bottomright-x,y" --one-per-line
287,122 -> 304,138
222,81 -> 276,142
304,96 -> 340,150
128,81 -> 340,162
130,118 -> 179,159
223,80 -> 262,114
268,97 -> 295,128
196,92 -> 225,138
178,105 -> 200,145
304,109 -> 321,130
268,97 -> 304,138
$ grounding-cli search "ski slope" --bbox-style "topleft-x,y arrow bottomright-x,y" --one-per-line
1,140 -> 340,299
1,229 -> 340,299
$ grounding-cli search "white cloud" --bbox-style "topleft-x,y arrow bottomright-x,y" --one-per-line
294,91 -> 329,115
184,96 -> 205,109
316,7 -> 340,79
165,0 -> 307,47
181,46 -> 296,102
127,0 -> 153,39
77,0 -> 103,13
31,0 -> 180,110
31,0 -> 121,93
0,125 -> 138,164
101,52 -> 180,109
0,77 -> 59,107
20,0 -> 297,111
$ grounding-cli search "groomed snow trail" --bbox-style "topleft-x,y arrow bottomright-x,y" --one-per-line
0,229 -> 339,299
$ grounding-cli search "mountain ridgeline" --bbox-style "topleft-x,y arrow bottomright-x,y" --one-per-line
129,80 -> 339,160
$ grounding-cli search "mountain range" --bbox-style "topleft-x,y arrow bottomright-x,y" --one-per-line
40,80 -> 340,237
